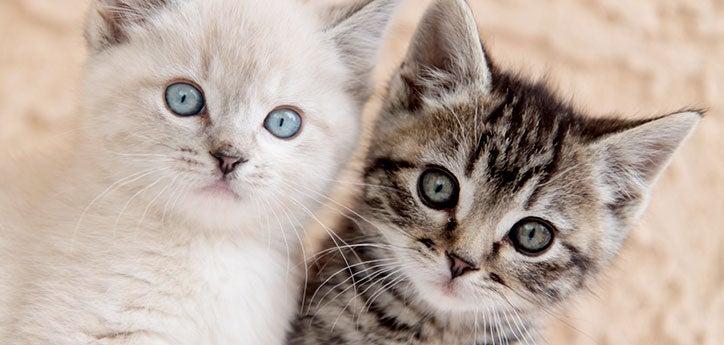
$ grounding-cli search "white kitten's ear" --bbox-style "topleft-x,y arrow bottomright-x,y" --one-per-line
393,0 -> 492,111
316,0 -> 401,102
85,0 -> 168,52
589,111 -> 702,224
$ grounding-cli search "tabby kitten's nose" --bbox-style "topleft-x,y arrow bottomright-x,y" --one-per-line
210,150 -> 247,175
447,252 -> 478,279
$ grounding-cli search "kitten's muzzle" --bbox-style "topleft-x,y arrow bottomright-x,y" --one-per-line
210,150 -> 248,176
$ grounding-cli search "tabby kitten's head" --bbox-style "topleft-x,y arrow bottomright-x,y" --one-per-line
81,0 -> 398,231
361,0 -> 700,313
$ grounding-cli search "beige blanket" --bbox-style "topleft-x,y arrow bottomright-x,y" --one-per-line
1,1 -> 721,344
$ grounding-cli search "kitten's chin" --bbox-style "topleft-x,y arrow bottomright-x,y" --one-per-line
197,180 -> 244,202
171,181 -> 263,231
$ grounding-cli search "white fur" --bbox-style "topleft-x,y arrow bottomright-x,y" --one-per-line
0,0 -> 398,343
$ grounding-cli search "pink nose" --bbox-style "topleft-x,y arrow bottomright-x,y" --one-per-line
447,252 -> 478,279
210,151 -> 246,175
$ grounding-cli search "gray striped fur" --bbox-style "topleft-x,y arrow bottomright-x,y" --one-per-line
289,0 -> 701,344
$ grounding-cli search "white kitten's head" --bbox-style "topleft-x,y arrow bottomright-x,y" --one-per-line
81,0 -> 398,232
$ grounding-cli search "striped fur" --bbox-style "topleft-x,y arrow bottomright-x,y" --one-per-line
289,0 -> 701,344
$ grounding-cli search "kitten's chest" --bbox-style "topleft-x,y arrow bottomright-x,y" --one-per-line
180,239 -> 299,343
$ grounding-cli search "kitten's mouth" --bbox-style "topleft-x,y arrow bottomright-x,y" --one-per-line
418,275 -> 464,299
200,180 -> 241,200
413,276 -> 479,312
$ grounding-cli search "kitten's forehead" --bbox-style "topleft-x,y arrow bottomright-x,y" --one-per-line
382,74 -> 581,195
135,0 -> 343,90
464,82 -> 572,194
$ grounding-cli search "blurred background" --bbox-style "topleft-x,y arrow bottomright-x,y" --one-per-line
0,0 -> 722,344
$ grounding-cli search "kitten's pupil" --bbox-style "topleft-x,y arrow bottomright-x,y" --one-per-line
279,118 -> 285,127
434,183 -> 443,194
181,94 -> 187,103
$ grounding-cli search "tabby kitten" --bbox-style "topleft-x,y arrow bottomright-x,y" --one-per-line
289,0 -> 701,344
0,0 -> 398,344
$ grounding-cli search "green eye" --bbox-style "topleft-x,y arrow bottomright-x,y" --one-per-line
165,82 -> 205,117
417,167 -> 459,210
509,218 -> 555,255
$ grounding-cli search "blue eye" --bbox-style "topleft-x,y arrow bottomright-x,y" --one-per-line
165,82 -> 205,116
264,108 -> 302,139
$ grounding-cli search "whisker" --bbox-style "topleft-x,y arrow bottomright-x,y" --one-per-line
276,180 -> 364,300
112,175 -> 167,238
264,185 -> 310,314
133,174 -> 177,238
309,259 -> 398,312
71,167 -> 168,245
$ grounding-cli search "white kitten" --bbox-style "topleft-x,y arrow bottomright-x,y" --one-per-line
0,0 -> 398,344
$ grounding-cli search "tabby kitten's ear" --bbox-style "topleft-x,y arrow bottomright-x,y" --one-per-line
589,111 -> 701,225
85,0 -> 168,52
391,0 -> 492,111
316,0 -> 401,102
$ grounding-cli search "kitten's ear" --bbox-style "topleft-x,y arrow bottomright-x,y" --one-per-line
85,0 -> 167,52
588,111 -> 702,223
393,0 -> 492,111
316,0 -> 401,102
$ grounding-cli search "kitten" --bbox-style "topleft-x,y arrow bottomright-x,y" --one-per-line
0,0 -> 399,344
289,0 -> 702,344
